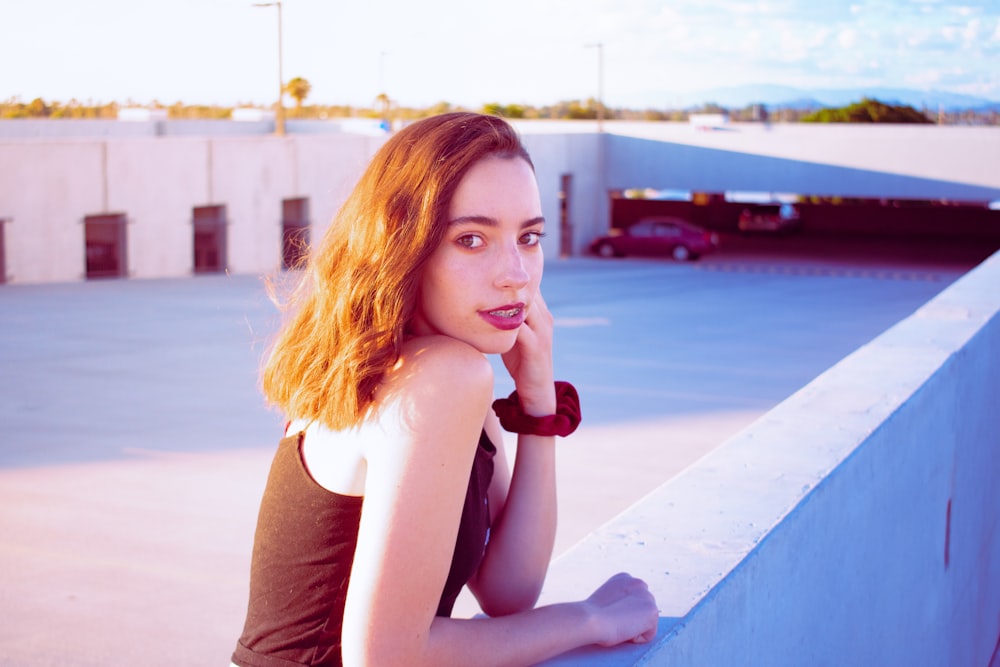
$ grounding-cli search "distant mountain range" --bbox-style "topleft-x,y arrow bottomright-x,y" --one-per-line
622,84 -> 1000,112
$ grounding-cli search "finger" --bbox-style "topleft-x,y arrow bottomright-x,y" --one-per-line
629,623 -> 658,644
522,301 -> 553,340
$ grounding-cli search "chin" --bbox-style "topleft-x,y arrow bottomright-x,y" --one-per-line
430,323 -> 519,356
471,333 -> 519,356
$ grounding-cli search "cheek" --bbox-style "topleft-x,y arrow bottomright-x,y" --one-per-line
431,253 -> 479,290
528,253 -> 544,287
419,263 -> 464,318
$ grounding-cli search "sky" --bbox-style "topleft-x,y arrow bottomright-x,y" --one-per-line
3,0 -> 1000,109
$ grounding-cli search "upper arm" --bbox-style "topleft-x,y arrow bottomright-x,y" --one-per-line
340,338 -> 494,665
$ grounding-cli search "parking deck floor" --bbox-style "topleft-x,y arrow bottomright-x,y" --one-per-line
0,238 -> 988,666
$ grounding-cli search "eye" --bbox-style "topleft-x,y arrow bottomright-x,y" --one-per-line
520,230 -> 546,246
456,233 -> 485,249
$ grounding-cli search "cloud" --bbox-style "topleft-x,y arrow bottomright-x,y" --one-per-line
948,5 -> 978,18
6,0 -> 1000,106
837,28 -> 860,49
904,67 -> 962,87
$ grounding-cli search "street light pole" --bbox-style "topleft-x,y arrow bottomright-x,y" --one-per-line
253,1 -> 285,136
379,51 -> 387,95
584,42 -> 608,249
584,42 -> 604,133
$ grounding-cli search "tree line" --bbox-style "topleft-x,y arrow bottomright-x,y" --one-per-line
3,84 -> 997,125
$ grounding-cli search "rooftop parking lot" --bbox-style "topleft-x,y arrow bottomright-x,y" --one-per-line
0,235 -> 991,665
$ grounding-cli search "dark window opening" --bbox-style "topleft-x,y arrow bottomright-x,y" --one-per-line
559,174 -> 572,258
0,218 -> 8,284
193,205 -> 227,274
282,197 -> 310,270
85,213 -> 128,279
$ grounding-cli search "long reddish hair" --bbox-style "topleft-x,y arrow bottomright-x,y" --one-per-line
262,112 -> 533,429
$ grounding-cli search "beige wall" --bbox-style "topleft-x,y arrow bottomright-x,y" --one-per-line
108,139 -> 209,279
3,141 -> 103,283
0,134 -> 390,283
0,130 -> 593,284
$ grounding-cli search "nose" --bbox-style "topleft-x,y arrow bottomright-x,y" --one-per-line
496,242 -> 530,290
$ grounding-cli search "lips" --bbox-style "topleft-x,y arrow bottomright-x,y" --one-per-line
478,303 -> 525,331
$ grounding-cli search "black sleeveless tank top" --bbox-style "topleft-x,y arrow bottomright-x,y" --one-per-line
232,429 -> 496,667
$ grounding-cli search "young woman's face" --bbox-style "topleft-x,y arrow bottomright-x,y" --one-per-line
410,155 -> 544,354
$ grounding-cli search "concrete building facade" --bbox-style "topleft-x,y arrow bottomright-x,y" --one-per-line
1,119 -> 999,284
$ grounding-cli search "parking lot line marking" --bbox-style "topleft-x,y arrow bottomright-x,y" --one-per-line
695,262 -> 945,281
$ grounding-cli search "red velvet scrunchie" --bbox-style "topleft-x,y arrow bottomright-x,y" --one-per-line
491,381 -> 581,437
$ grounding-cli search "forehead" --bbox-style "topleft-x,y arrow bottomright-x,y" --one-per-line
448,156 -> 541,217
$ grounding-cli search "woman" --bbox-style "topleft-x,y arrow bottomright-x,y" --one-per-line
232,112 -> 658,667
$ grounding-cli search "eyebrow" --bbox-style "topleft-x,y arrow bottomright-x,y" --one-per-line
447,215 -> 546,228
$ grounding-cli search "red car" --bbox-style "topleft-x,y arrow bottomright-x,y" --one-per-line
590,217 -> 719,261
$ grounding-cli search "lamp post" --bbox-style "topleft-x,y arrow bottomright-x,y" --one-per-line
584,42 -> 604,133
253,1 -> 285,136
584,42 -> 607,251
379,51 -> 388,96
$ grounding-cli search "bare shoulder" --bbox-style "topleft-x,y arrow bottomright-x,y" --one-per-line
368,335 -> 494,451
387,335 -> 494,396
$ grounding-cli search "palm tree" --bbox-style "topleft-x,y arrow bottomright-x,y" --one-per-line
374,92 -> 393,130
285,77 -> 312,115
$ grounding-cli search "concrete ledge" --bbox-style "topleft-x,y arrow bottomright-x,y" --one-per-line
537,250 -> 1000,665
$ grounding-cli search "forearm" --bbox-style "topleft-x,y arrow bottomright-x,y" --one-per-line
424,601 -> 592,667
475,433 -> 558,614
344,573 -> 660,667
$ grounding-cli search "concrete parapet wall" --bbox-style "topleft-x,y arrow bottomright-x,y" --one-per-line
537,250 -> 1000,666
